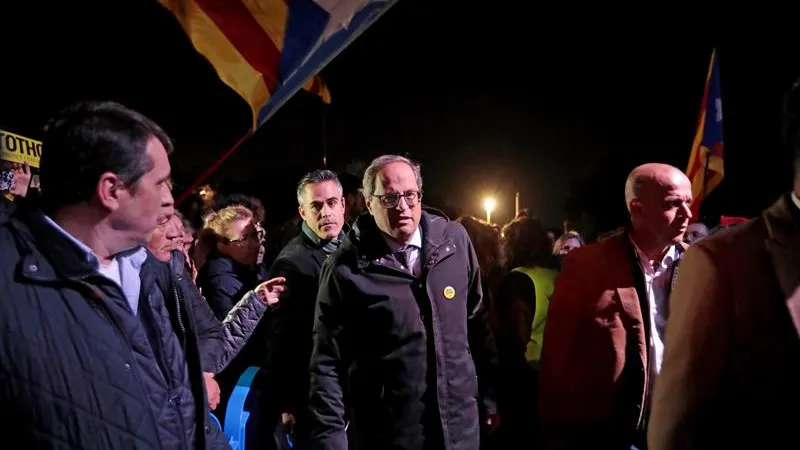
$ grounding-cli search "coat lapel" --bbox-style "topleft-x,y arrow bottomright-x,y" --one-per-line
763,195 -> 800,337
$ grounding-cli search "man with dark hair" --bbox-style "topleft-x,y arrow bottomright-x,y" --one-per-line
338,172 -> 365,223
263,169 -> 347,449
0,101 -> 230,449
648,79 -> 800,449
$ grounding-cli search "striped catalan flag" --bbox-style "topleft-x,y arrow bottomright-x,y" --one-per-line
158,0 -> 397,128
686,49 -> 724,219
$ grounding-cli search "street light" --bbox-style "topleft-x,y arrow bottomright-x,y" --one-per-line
484,197 -> 496,223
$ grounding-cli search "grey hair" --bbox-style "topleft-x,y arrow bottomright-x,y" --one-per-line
624,174 -> 645,213
296,169 -> 343,205
172,210 -> 194,234
362,155 -> 423,198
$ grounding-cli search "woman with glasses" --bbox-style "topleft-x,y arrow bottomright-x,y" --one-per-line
196,205 -> 266,320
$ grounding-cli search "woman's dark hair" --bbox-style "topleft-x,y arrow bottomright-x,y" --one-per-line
215,193 -> 257,212
39,101 -> 173,209
456,215 -> 501,276
501,216 -> 556,270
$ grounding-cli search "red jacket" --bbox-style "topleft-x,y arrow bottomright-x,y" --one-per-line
538,232 -> 684,448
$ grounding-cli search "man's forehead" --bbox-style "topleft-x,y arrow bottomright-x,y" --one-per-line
663,183 -> 693,198
146,137 -> 171,176
306,181 -> 340,200
646,176 -> 690,196
377,164 -> 417,190
309,194 -> 339,203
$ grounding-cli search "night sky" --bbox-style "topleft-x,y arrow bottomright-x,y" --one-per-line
2,2 -> 798,237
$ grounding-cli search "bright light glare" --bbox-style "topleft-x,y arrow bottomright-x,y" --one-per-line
484,197 -> 496,213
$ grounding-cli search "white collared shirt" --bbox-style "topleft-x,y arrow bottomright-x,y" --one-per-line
383,227 -> 423,277
631,241 -> 679,377
792,192 -> 800,211
43,215 -> 148,315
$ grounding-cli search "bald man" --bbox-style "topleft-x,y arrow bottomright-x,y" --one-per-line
538,163 -> 692,450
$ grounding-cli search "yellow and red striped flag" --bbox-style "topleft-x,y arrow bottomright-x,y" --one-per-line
686,49 -> 724,219
158,0 -> 363,128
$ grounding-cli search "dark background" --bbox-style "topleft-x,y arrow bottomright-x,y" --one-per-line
2,3 -> 798,237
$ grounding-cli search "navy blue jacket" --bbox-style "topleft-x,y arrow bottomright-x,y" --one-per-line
0,208 -> 229,449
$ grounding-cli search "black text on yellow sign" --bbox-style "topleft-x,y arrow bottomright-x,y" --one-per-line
1,130 -> 42,168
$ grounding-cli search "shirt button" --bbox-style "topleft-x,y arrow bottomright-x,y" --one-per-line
420,314 -> 426,321
28,264 -> 38,273
124,363 -> 131,369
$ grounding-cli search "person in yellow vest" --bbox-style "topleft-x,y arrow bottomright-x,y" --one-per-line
494,216 -> 559,448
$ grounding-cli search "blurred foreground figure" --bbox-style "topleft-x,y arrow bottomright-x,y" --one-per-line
649,78 -> 800,450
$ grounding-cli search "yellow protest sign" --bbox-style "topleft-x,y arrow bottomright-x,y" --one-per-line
1,130 -> 41,168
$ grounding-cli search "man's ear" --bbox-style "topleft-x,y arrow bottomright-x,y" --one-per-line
365,196 -> 374,215
629,199 -> 645,217
298,204 -> 307,222
96,172 -> 124,212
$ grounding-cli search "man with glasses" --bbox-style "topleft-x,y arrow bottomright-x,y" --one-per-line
309,155 -> 499,450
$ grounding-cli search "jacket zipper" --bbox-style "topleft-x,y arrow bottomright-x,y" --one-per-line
143,293 -> 191,450
172,284 -> 186,336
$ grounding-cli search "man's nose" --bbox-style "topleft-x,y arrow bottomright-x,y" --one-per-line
162,184 -> 175,208
682,202 -> 693,220
162,205 -> 175,221
394,196 -> 410,211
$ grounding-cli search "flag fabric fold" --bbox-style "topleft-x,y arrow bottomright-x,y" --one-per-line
686,49 -> 724,219
158,0 -> 395,128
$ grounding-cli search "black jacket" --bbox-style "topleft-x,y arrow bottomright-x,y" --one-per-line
197,251 -> 261,321
309,210 -> 499,450
267,231 -> 331,418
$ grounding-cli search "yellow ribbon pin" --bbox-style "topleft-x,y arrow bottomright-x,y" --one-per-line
443,286 -> 455,300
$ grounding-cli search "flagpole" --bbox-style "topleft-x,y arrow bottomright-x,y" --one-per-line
174,131 -> 253,206
699,149 -> 712,216
322,104 -> 328,168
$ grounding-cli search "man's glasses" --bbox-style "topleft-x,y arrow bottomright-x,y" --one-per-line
372,191 -> 422,209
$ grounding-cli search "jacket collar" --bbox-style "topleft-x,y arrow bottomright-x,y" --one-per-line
297,230 -> 331,268
764,194 -> 800,298
349,208 -> 454,271
763,194 -> 800,338
12,208 -> 101,282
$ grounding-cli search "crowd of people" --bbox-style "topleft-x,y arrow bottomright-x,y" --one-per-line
0,78 -> 799,450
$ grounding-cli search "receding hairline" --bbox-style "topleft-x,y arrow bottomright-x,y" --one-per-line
362,154 -> 423,198
624,163 -> 688,211
296,170 -> 342,205
301,179 -> 343,200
